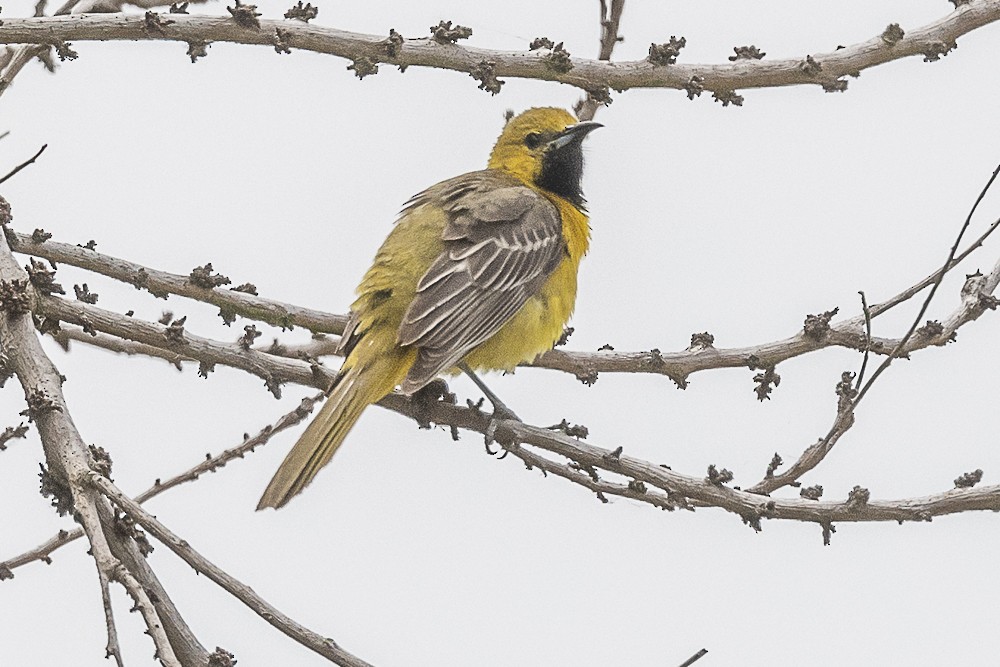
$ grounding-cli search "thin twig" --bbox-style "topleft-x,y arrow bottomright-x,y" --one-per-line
854,290 -> 872,389
867,216 -> 1000,318
752,166 -> 1000,495
596,0 -> 625,60
0,144 -> 46,185
678,648 -> 708,667
576,0 -> 625,121
855,163 -> 1000,405
95,542 -> 126,667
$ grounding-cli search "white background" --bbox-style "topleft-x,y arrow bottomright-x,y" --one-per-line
2,1 -> 1000,665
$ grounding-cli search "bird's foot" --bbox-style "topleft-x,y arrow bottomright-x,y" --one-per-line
411,378 -> 455,429
457,362 -> 521,456
484,400 -> 520,457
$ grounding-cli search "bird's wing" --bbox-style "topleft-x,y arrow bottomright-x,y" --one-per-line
397,171 -> 565,392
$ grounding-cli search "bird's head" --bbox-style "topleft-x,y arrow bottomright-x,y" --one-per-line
488,107 -> 602,208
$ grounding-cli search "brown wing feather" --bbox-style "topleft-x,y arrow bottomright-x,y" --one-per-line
397,171 -> 565,392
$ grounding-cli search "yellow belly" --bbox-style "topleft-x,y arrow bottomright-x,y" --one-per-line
460,258 -> 578,371
461,196 -> 589,372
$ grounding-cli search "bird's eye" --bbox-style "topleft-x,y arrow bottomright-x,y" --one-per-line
524,133 -> 543,149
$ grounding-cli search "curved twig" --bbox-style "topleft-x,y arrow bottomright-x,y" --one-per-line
0,144 -> 47,184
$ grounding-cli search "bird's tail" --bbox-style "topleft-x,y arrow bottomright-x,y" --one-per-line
256,347 -> 409,510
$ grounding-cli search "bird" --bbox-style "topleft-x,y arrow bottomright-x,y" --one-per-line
257,107 -> 601,510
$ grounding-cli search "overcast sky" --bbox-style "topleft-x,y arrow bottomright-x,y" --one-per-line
2,1 -> 1000,665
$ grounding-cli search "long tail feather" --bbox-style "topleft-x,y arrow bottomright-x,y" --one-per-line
256,349 -> 405,509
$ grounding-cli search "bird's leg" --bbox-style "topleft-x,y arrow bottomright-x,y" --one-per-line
458,363 -> 520,421
458,363 -> 521,452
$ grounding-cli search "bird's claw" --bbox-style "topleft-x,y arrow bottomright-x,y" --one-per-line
484,403 -> 521,456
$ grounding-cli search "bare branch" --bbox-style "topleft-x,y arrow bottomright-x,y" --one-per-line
0,527 -> 75,574
596,0 -> 625,61
0,226 -> 208,665
539,211 -> 1000,384
0,45 -> 49,99
747,398 -> 855,496
253,334 -> 340,360
52,323 -> 191,369
856,164 -> 1000,405
0,422 -> 28,450
9,230 -> 348,334
575,0 -> 624,121
0,234 -> 208,666
17,217 -> 998,392
33,294 -> 336,393
867,216 -> 1000,318
750,168 -> 1000,495
90,472 -> 375,667
0,144 -> 47,185
17,270 -> 996,529
26,239 -> 998,509
378,394 -> 1000,526
0,4 -> 997,97
1,395 -> 321,575
678,648 -> 709,667
74,493 -> 177,667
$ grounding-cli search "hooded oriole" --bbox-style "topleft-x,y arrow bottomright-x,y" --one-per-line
257,107 -> 601,509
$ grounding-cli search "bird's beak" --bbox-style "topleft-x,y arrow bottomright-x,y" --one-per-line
548,121 -> 603,150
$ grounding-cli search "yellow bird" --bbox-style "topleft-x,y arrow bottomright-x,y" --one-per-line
258,107 -> 601,509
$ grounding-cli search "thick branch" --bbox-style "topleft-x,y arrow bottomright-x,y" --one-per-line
28,251 -> 997,519
0,4 -> 997,94
0,229 -> 206,665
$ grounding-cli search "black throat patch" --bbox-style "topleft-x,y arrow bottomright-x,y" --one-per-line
536,142 -> 586,209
